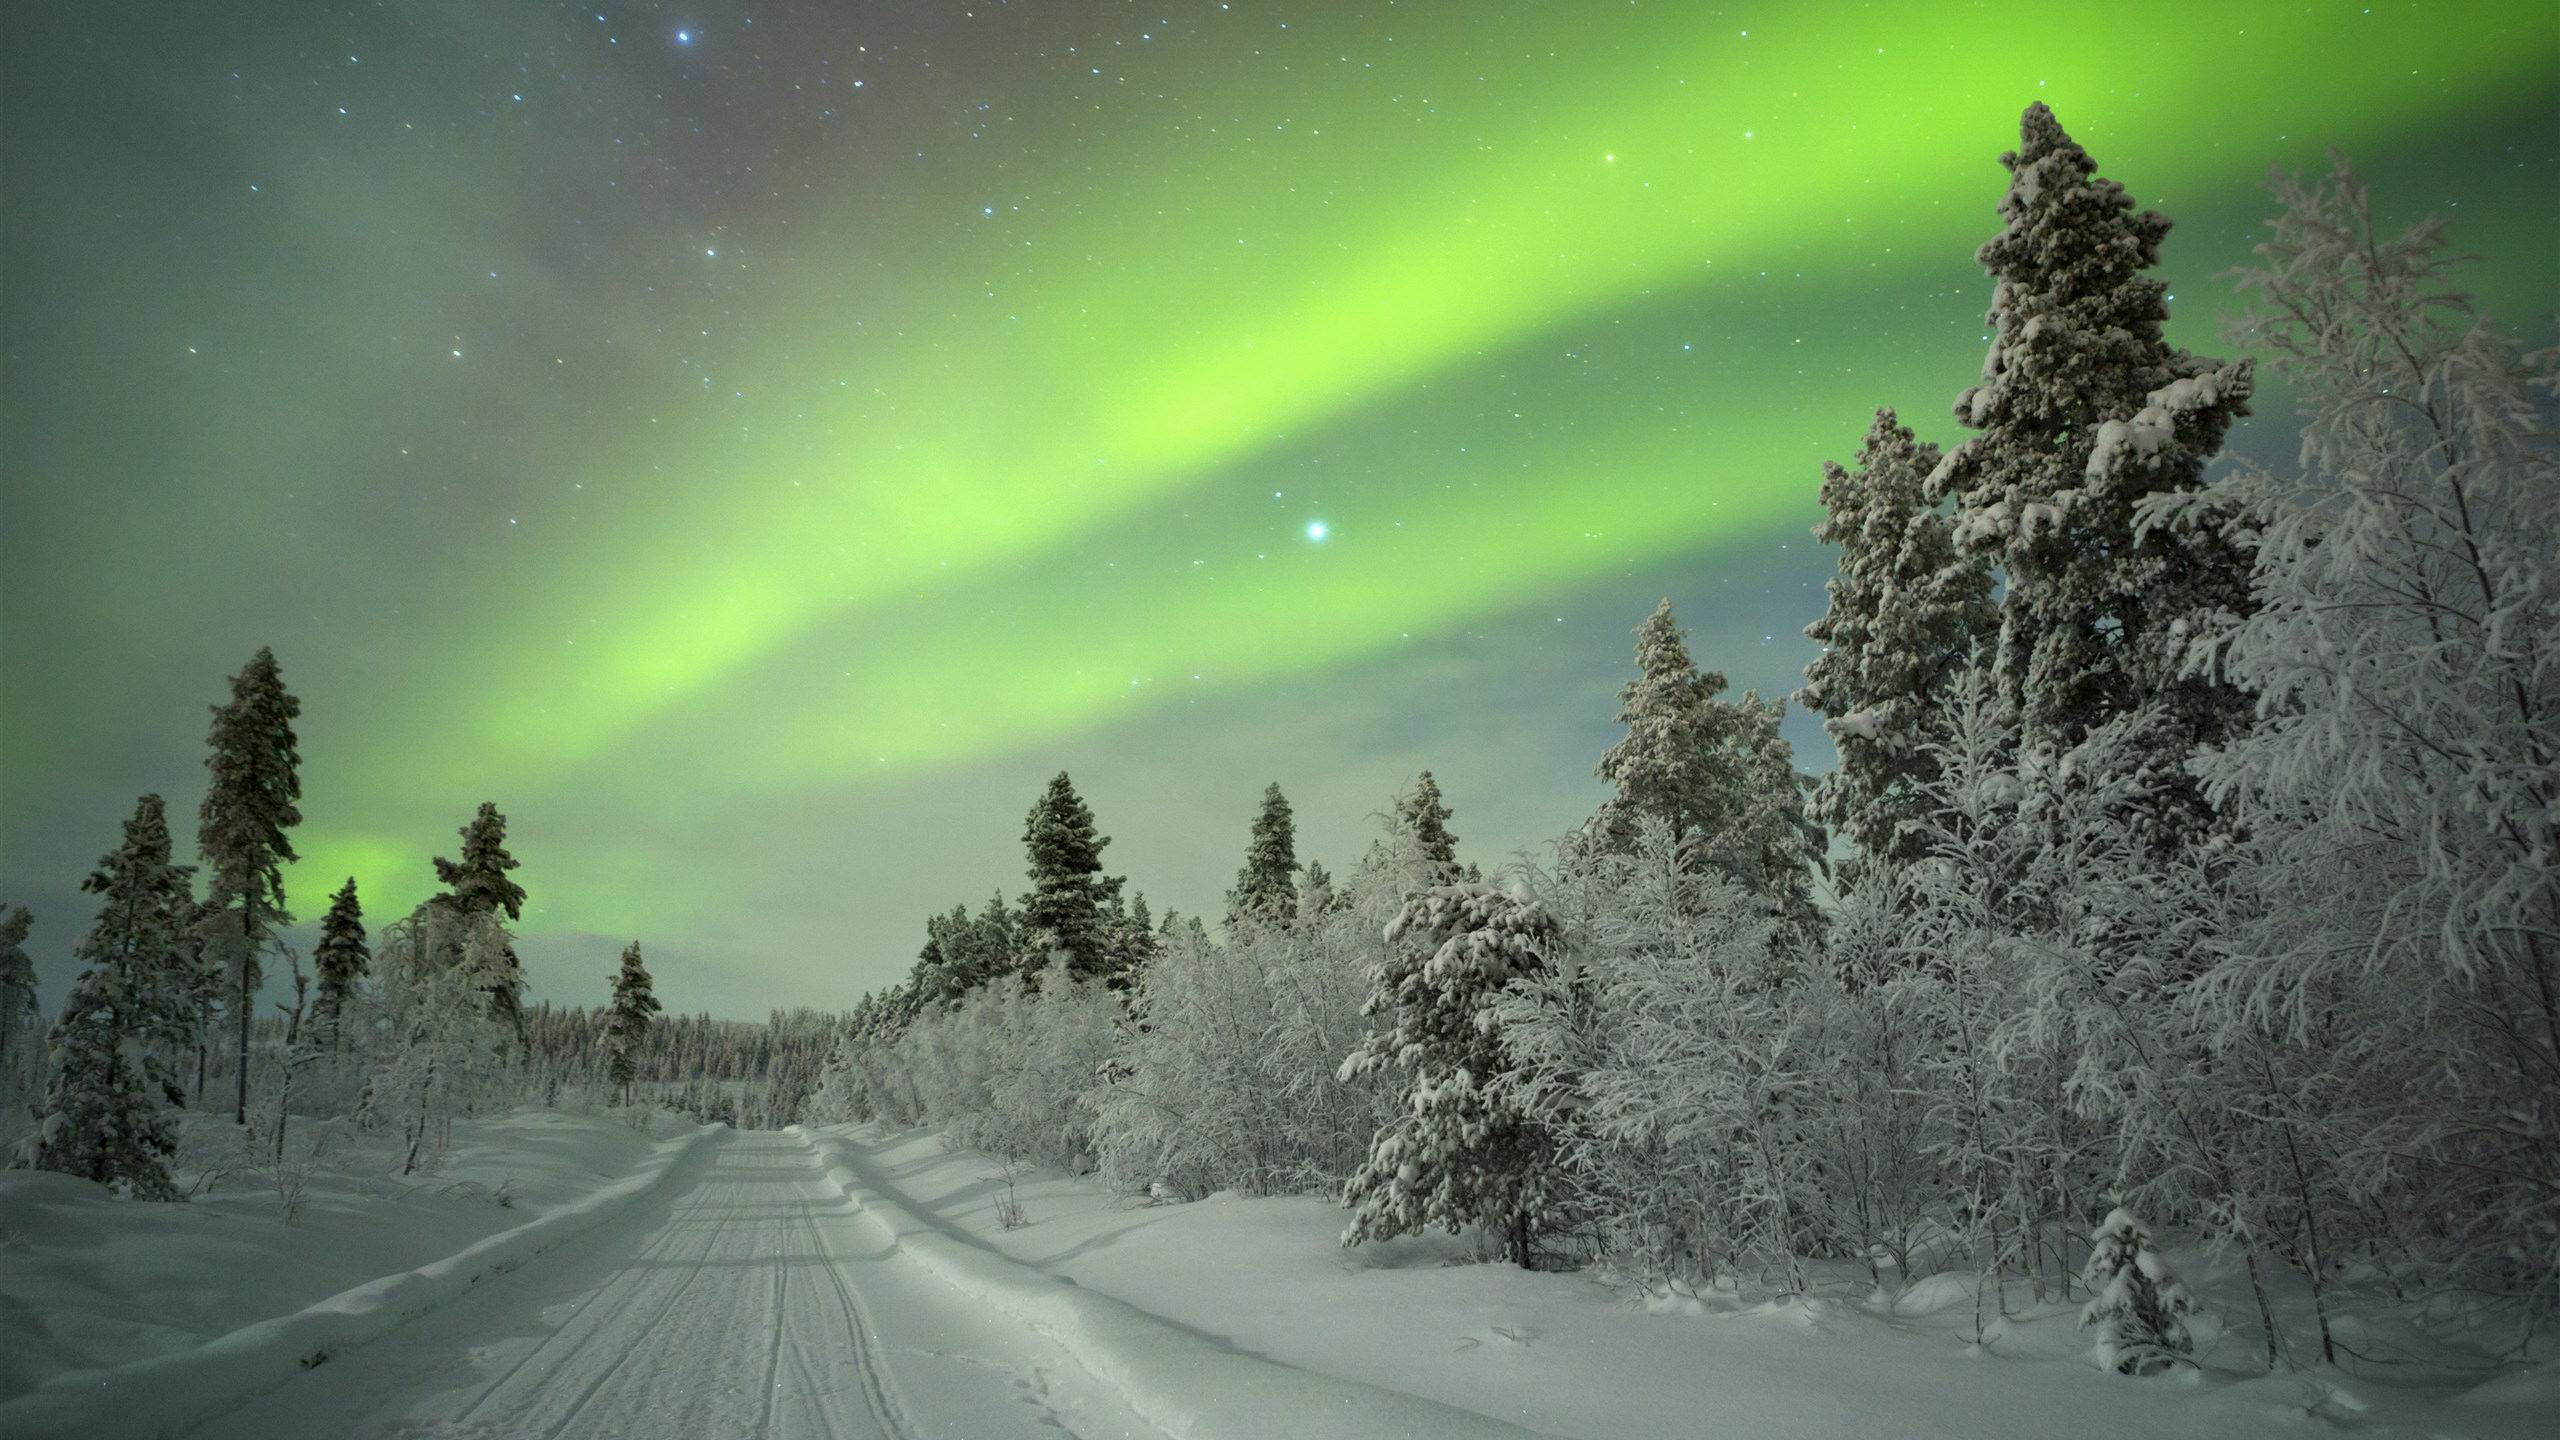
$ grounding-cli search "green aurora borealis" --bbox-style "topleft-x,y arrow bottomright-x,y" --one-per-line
5,1 -> 2555,1012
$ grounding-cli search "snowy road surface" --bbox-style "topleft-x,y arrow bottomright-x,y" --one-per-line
186,1131 -> 1164,1439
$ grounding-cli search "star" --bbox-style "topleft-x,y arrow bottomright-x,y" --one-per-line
1305,520 -> 1329,542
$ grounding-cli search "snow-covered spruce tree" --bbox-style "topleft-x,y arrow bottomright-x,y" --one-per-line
965,891 -> 1021,987
1224,783 -> 1303,936
0,905 -> 36,1081
1800,410 -> 1997,878
1105,890 -> 1161,989
1296,860 -> 1338,925
1392,771 -> 1463,884
2078,1209 -> 2201,1375
1341,883 -> 1566,1268
909,906 -> 974,1009
605,941 -> 662,1104
2147,159 -> 2560,1317
77,795 -> 200,1104
429,802 -> 528,1039
198,646 -> 303,1125
1930,104 -> 2254,826
1587,601 -> 1826,957
310,877 -> 368,1051
1022,772 -> 1124,982
20,965 -> 181,1199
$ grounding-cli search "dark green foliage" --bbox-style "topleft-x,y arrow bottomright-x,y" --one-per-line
0,904 -> 37,1075
433,802 -> 527,921
430,802 -> 528,1037
1589,602 -> 1826,956
1021,772 -> 1122,981
1224,783 -> 1302,935
605,941 -> 663,1100
78,796 -> 199,1101
1799,410 -> 1997,876
1394,771 -> 1461,883
312,877 -> 369,1048
22,966 -> 180,1200
1930,104 -> 2254,780
198,648 -> 302,1123
1341,884 -> 1567,1268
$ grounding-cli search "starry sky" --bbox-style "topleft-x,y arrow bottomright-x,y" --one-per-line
4,1 -> 2554,1018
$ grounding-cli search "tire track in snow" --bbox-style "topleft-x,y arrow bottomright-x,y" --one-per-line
446,1140 -> 728,1427
757,1190 -> 791,1439
793,1136 -> 922,1440
527,1156 -> 753,1439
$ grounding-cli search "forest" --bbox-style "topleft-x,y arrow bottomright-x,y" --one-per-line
6,106 -> 2552,1382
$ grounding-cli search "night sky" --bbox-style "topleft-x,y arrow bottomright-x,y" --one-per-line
5,2 -> 2554,1017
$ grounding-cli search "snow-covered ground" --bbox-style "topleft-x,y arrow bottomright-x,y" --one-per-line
5,1113 -> 2551,1439
0,1107 -> 683,1395
805,1123 -> 2559,1440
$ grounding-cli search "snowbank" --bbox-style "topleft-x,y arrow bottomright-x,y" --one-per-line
793,1125 -> 1556,1440
0,1115 -> 719,1440
802,1124 -> 2560,1440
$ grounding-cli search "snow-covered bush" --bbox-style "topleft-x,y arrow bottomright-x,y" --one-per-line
2079,1209 -> 2201,1374
1093,861 -> 1400,1200
355,905 -> 522,1174
832,960 -> 1123,1173
1501,822 -> 1811,1292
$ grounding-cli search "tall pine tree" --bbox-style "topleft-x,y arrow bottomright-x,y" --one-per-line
22,798 -> 200,1198
1296,860 -> 1338,924
1021,773 -> 1122,981
1224,783 -> 1302,935
0,905 -> 37,1078
605,941 -> 662,1104
81,796 -> 199,1102
198,647 -> 302,1124
430,802 -> 528,1037
1590,601 -> 1825,953
1800,410 -> 1997,874
1395,771 -> 1462,883
1109,891 -> 1161,989
1929,104 -> 2254,791
311,877 -> 369,1049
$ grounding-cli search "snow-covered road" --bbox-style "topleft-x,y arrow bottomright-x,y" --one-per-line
185,1131 -> 1164,1440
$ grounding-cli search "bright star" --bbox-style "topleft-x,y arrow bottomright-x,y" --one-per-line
1305,520 -> 1329,542
675,29 -> 692,44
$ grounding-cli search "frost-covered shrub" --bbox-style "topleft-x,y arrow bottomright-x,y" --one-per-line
2145,157 -> 2560,1320
1501,822 -> 1815,1292
841,961 -> 1122,1173
2079,1209 -> 2200,1374
1092,868 -> 1399,1200
944,962 -> 1120,1171
356,905 -> 521,1174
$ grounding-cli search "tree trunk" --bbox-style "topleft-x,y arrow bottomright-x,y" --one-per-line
234,909 -> 253,1126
